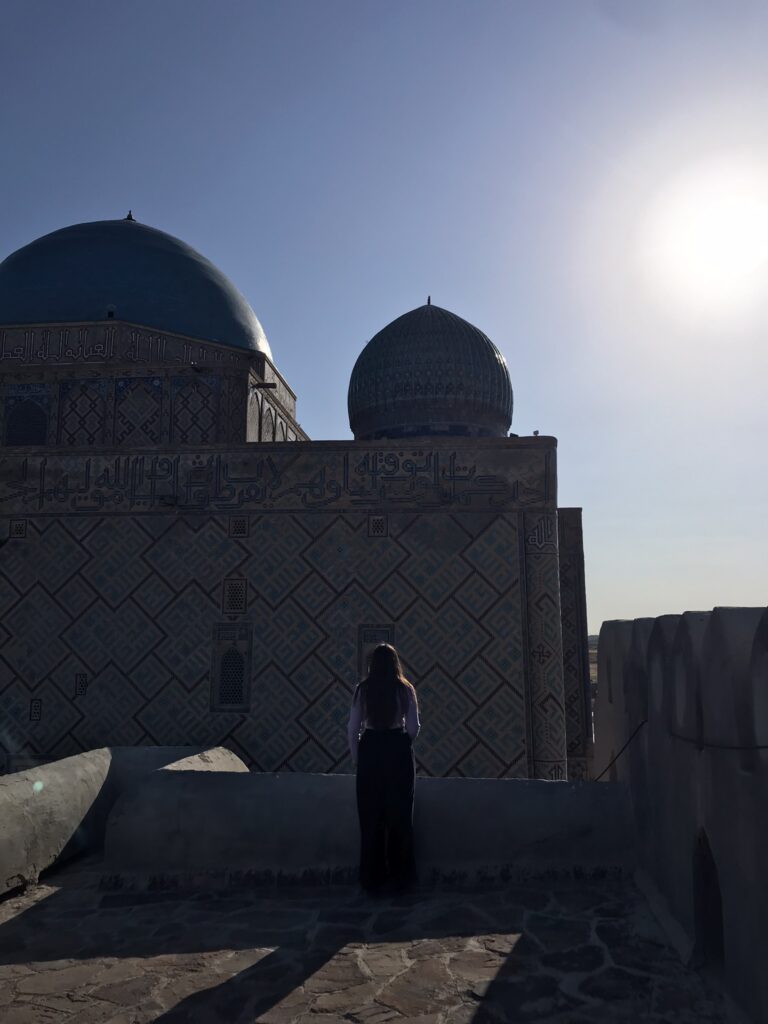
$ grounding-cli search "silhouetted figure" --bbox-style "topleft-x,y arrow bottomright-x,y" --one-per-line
348,643 -> 420,894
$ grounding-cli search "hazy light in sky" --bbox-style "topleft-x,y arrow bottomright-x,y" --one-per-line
1,0 -> 767,631
637,157 -> 768,324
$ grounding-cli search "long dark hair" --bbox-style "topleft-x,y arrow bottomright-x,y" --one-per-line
359,644 -> 416,729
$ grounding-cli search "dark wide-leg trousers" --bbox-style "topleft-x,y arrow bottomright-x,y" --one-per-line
356,729 -> 416,892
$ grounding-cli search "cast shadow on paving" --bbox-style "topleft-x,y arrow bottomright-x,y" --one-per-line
0,861 -> 733,1023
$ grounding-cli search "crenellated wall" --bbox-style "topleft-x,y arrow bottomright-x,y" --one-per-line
592,606 -> 768,1023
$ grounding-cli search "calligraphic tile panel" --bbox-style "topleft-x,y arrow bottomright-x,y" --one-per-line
0,440 -> 552,516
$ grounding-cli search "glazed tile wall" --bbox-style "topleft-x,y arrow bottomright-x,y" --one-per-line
0,321 -> 306,447
558,508 -> 593,780
0,440 -> 573,779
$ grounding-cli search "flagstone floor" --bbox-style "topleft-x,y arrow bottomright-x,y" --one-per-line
0,861 -> 737,1023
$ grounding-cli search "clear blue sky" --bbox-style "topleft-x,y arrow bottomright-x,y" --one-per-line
1,0 -> 767,630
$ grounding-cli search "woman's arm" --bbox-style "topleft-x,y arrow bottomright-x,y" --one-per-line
405,688 -> 420,740
347,686 -> 363,765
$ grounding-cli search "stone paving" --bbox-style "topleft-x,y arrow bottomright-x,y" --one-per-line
0,861 -> 736,1024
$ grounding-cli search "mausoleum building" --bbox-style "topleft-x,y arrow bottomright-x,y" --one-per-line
0,217 -> 591,780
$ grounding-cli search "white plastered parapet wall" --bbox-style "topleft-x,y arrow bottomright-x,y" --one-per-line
592,606 -> 768,1024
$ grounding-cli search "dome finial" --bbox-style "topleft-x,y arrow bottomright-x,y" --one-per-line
125,210 -> 134,221
427,295 -> 431,305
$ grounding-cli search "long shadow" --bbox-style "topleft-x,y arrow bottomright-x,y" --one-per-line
0,864 -> 692,1024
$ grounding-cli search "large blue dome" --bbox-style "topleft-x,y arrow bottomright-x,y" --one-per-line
0,218 -> 272,358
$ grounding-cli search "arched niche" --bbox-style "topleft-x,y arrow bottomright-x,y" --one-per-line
5,398 -> 48,446
262,406 -> 275,442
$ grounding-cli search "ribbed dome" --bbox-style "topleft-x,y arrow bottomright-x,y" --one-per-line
348,303 -> 512,440
0,219 -> 271,358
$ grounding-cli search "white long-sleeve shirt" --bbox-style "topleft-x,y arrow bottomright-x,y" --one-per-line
347,685 -> 420,765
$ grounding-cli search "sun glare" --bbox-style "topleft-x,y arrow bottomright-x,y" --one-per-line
637,157 -> 768,323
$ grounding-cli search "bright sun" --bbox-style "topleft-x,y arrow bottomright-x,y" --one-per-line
637,157 -> 768,322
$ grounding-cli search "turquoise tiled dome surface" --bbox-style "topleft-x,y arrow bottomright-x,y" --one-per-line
0,219 -> 271,357
348,303 -> 512,439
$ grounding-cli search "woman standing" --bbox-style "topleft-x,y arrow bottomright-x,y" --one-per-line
347,643 -> 420,894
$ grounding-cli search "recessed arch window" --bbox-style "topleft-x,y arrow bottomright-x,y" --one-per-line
210,624 -> 252,712
219,646 -> 245,706
5,399 -> 48,446
262,406 -> 275,442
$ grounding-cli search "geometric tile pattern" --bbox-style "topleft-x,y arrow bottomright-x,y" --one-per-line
558,508 -> 592,781
0,502 -> 554,779
170,376 -> 218,444
58,380 -> 107,446
523,512 -> 568,780
81,518 -> 151,606
155,585 -> 220,686
0,438 -> 571,779
114,377 -> 163,446
0,321 -> 305,453
2,585 -> 72,684
70,663 -> 146,749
